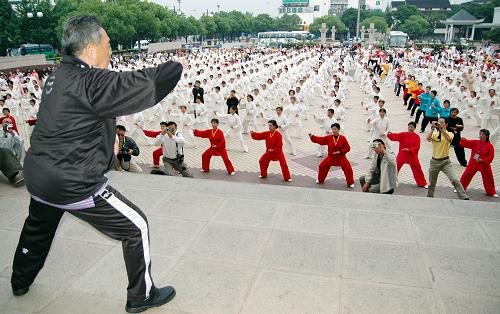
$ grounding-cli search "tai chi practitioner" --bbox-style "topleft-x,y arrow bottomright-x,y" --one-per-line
309,123 -> 354,187
251,119 -> 292,182
387,122 -> 428,188
217,106 -> 248,152
193,118 -> 235,175
460,129 -> 497,197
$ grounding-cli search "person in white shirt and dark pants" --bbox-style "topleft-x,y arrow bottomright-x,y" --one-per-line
154,121 -> 192,177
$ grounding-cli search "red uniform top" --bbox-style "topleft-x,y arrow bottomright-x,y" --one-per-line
194,128 -> 226,155
251,130 -> 284,160
413,89 -> 424,105
460,139 -> 495,164
0,115 -> 19,133
310,134 -> 350,160
387,131 -> 420,156
143,129 -> 161,138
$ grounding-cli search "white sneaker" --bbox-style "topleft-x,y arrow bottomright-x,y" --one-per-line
287,179 -> 293,182
349,184 -> 355,188
363,156 -> 371,159
230,172 -> 235,176
243,149 -> 249,153
316,180 -> 320,184
493,194 -> 498,198
291,152 -> 297,156
200,169 -> 206,172
316,154 -> 323,158
453,189 -> 457,193
259,175 -> 264,178
423,185 -> 429,189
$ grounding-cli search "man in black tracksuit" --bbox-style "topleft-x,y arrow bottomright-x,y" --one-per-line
11,16 -> 184,313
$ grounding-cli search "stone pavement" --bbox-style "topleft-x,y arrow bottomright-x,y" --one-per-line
1,171 -> 500,314
128,77 -> 500,202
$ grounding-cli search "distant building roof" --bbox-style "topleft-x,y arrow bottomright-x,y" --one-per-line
448,9 -> 479,21
442,9 -> 484,24
405,0 -> 452,9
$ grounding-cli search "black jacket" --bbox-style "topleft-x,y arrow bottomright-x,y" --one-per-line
192,86 -> 204,103
24,55 -> 182,204
117,136 -> 140,157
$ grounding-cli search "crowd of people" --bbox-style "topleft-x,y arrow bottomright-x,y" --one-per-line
1,44 -> 499,200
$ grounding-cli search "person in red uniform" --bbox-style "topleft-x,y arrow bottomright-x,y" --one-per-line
142,123 -> 163,169
387,121 -> 428,188
460,129 -> 497,197
308,122 -> 354,187
193,118 -> 235,175
251,119 -> 292,182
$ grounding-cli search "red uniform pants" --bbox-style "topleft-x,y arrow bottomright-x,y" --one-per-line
201,149 -> 235,174
460,162 -> 497,196
317,156 -> 354,185
397,155 -> 427,187
152,148 -> 162,166
259,152 -> 291,181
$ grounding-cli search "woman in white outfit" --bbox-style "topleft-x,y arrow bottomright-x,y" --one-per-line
313,108 -> 338,157
283,96 -> 304,139
262,106 -> 296,155
217,106 -> 249,152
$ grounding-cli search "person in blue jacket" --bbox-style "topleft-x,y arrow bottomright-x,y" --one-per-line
421,90 -> 441,133
439,100 -> 452,118
416,86 -> 431,126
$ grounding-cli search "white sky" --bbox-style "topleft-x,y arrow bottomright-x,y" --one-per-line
151,0 -> 283,17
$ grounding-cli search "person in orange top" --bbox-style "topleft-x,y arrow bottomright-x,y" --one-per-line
193,118 -> 235,175
387,121 -> 428,188
460,129 -> 497,197
309,122 -> 354,187
405,77 -> 418,111
410,83 -> 424,118
251,119 -> 292,182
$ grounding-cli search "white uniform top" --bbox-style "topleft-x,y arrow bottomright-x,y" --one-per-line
314,115 -> 338,134
154,132 -> 185,159
283,103 -> 304,125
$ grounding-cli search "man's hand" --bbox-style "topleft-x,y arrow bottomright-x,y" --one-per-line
128,149 -> 133,155
268,148 -> 274,152
332,151 -> 340,155
477,158 -> 483,163
362,182 -> 370,192
212,144 -> 217,148
402,148 -> 410,152
166,130 -> 173,138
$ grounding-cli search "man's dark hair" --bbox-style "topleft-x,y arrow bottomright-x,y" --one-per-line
166,121 -> 177,128
116,125 -> 126,132
408,121 -> 416,127
3,108 -> 10,113
431,90 -> 438,96
61,15 -> 103,56
268,119 -> 278,128
451,107 -> 459,114
327,108 -> 335,115
211,118 -> 219,124
331,123 -> 341,130
160,121 -> 168,127
247,95 -> 254,101
373,138 -> 386,148
379,108 -> 387,113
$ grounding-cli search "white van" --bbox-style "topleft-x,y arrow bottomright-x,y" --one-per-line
133,40 -> 150,50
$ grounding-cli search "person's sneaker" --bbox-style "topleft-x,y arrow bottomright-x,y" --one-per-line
423,185 -> 429,189
286,179 -> 293,182
200,169 -> 206,172
453,189 -> 457,193
316,180 -> 320,184
259,175 -> 266,179
492,194 -> 498,198
12,171 -> 24,187
230,172 -> 235,176
125,286 -> 176,313
12,286 -> 29,296
349,184 -> 355,188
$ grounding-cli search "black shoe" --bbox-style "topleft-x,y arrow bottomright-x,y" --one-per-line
13,286 -> 29,296
125,286 -> 176,313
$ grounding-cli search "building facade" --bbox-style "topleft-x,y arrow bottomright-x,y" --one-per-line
278,0 -> 352,26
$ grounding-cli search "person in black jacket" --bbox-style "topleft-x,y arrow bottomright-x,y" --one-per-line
447,107 -> 467,167
226,89 -> 239,114
114,125 -> 142,173
11,16 -> 184,313
192,80 -> 204,103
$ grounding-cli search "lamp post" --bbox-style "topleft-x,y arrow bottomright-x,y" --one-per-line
26,12 -> 44,44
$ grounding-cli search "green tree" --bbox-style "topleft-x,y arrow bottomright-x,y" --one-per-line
214,14 -> 231,41
16,0 -> 59,46
200,14 -> 217,38
485,27 -> 500,43
252,13 -> 276,33
0,0 -> 20,55
361,16 -> 388,33
309,15 -> 347,39
276,14 -> 301,31
399,15 -> 430,39
390,4 -> 421,24
177,16 -> 198,43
